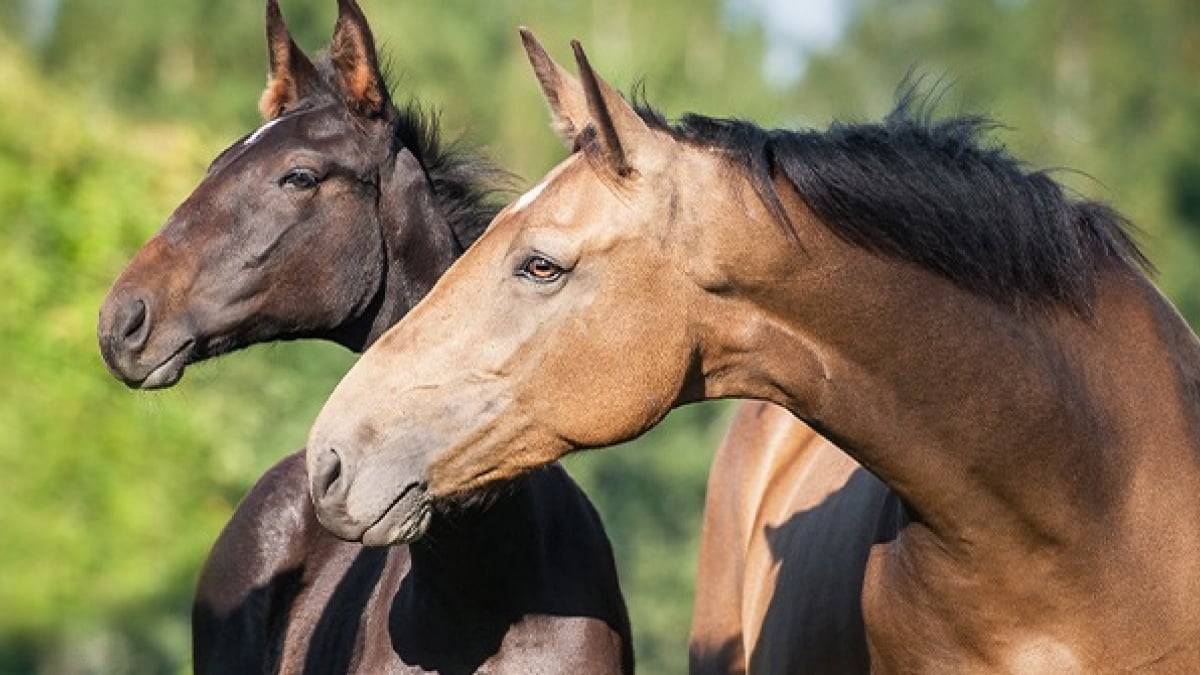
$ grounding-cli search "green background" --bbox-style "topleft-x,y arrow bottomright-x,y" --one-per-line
1,0 -> 1198,672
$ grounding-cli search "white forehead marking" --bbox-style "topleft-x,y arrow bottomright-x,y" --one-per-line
510,179 -> 548,213
243,118 -> 283,147
501,154 -> 581,220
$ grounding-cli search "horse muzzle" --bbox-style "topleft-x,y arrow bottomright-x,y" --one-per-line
308,444 -> 433,546
98,288 -> 195,389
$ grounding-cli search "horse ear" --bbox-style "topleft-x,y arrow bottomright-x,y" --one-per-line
519,28 -> 591,147
260,0 -> 321,120
519,29 -> 653,177
330,0 -> 391,119
569,39 -> 653,177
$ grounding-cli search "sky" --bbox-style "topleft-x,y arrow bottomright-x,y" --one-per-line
730,0 -> 856,85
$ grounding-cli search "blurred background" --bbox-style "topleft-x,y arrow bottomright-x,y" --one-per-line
0,0 -> 1198,672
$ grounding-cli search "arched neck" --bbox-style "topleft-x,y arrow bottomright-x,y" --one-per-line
693,190 -> 1200,551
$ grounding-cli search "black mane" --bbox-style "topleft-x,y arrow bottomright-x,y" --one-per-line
390,100 -> 513,249
636,95 -> 1150,315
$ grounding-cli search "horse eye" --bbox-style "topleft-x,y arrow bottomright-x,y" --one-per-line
280,168 -> 320,190
520,255 -> 565,283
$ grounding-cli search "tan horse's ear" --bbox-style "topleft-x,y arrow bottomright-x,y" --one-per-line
570,39 -> 652,177
520,29 -> 653,177
330,0 -> 391,119
260,0 -> 321,120
520,28 -> 591,147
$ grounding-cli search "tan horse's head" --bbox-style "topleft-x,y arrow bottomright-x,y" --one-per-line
305,31 -> 778,545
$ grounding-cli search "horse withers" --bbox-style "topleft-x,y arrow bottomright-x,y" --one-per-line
98,4 -> 632,673
309,29 -> 1200,673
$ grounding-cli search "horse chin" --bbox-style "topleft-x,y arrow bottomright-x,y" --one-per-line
137,339 -> 195,390
360,485 -> 433,547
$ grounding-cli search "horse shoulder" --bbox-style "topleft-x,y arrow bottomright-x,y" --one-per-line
192,450 -> 323,674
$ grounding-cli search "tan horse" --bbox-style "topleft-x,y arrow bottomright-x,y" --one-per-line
690,404 -> 887,674
307,29 -> 1200,673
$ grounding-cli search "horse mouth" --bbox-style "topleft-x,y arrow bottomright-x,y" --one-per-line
137,340 -> 195,390
360,483 -> 432,546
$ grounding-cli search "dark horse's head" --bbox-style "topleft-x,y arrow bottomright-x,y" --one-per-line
98,0 -> 500,388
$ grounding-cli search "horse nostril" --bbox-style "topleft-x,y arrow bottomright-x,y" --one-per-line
120,298 -> 150,351
123,299 -> 146,337
313,447 -> 345,502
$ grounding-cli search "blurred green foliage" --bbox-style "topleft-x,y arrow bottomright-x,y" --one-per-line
0,0 -> 1198,673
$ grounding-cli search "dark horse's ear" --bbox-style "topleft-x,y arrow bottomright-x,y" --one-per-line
330,0 -> 392,119
260,0 -> 321,120
519,28 -> 653,178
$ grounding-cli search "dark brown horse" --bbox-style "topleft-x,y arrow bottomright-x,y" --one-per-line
308,30 -> 1200,673
97,4 -> 632,673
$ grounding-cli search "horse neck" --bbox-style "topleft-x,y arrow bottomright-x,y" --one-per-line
345,164 -> 466,352
405,477 -> 539,602
697,185 -> 1200,555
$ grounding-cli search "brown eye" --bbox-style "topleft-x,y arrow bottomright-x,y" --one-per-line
520,255 -> 565,283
